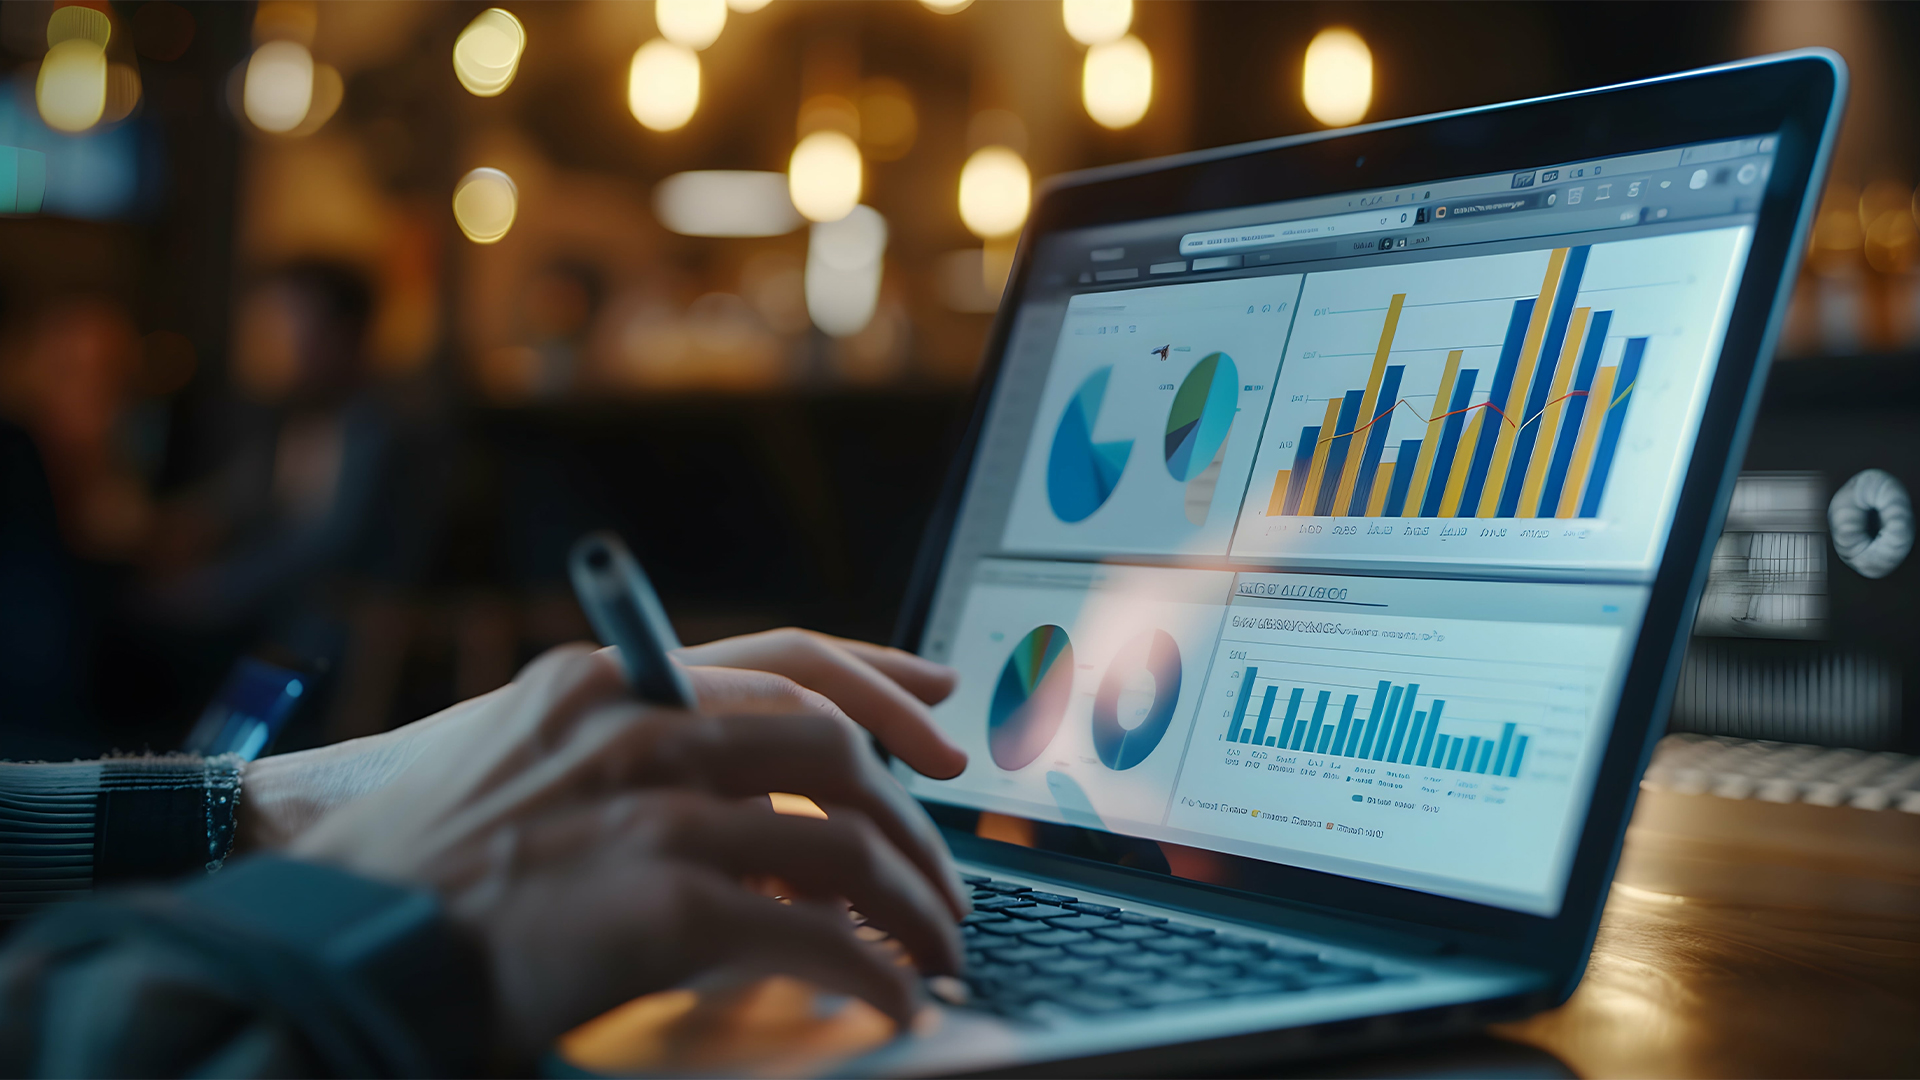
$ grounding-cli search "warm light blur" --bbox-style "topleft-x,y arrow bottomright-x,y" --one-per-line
958,146 -> 1031,240
657,0 -> 727,50
1063,0 -> 1131,46
1082,34 -> 1151,129
627,39 -> 700,131
727,0 -> 774,10
857,79 -> 917,161
289,63 -> 343,136
806,205 -> 887,337
453,167 -> 519,244
1302,27 -> 1372,127
919,0 -> 973,12
768,792 -> 828,818
788,130 -> 862,223
48,5 -> 110,47
453,8 -> 525,98
36,39 -> 107,133
654,171 -> 802,237
243,40 -> 314,133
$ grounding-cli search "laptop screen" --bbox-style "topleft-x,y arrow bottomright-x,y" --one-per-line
900,135 -> 1776,917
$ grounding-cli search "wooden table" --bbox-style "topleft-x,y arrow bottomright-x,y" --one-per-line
559,789 -> 1920,1077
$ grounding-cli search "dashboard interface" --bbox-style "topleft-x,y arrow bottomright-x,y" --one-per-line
902,136 -> 1774,916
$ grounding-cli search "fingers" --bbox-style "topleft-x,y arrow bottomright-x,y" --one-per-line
684,872 -> 921,1029
604,711 -> 969,919
655,796 -> 964,976
675,629 -> 967,779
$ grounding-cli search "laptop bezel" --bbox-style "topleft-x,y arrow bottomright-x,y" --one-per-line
892,52 -> 1844,993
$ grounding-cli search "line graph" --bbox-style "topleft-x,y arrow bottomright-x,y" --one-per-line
1230,226 -> 1751,570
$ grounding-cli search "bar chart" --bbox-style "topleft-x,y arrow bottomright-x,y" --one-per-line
1222,668 -> 1530,779
1165,573 -> 1633,908
1231,227 -> 1751,571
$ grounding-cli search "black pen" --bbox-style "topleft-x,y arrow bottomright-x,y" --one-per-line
568,530 -> 697,707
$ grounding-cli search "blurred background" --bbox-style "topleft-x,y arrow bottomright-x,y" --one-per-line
2,0 -> 1918,761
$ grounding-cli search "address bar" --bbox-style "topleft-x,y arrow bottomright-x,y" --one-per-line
1178,206 -> 1421,256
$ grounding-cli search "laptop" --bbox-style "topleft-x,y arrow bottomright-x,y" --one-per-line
858,52 -> 1845,1077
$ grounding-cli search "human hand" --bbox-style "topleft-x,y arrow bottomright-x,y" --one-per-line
289,644 -> 966,1061
240,628 -> 963,849
675,627 -> 964,779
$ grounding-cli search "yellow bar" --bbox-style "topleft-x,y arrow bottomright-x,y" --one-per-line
1366,462 -> 1394,516
1516,307 -> 1590,517
1476,248 -> 1568,517
1556,366 -> 1616,518
1331,294 -> 1406,517
1437,410 -> 1484,517
1402,349 -> 1461,517
1266,470 -> 1291,516
1297,397 -> 1345,516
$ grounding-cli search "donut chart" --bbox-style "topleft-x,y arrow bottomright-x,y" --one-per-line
1091,629 -> 1183,771
988,625 -> 1076,771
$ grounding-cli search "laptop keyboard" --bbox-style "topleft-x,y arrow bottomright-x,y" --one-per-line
954,875 -> 1393,1019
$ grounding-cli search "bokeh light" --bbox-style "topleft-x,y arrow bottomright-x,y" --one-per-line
919,0 -> 973,12
958,146 -> 1031,240
806,205 -> 887,337
654,171 -> 802,237
857,78 -> 917,161
1302,27 -> 1372,128
657,0 -> 727,50
628,39 -> 701,131
453,8 -> 526,98
726,0 -> 774,11
243,40 -> 314,133
36,39 -> 108,133
788,130 -> 862,223
1063,0 -> 1131,46
48,5 -> 110,48
1082,34 -> 1152,129
453,167 -> 519,243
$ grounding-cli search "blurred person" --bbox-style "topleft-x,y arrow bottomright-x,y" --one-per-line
0,632 -> 968,1075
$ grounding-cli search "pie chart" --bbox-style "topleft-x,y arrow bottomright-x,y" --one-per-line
1091,629 -> 1183,771
1047,366 -> 1133,523
988,625 -> 1076,771
1164,351 -> 1238,482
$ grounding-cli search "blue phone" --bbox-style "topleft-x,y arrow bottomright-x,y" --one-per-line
182,657 -> 312,760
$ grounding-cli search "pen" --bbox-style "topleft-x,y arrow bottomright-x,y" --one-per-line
568,530 -> 698,707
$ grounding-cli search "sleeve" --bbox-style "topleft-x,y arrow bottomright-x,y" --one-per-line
0,856 -> 492,1078
0,755 -> 243,923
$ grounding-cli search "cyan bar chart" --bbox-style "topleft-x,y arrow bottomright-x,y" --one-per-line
1222,667 -> 1528,777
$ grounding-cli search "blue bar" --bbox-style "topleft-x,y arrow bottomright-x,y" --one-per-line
1226,667 -> 1257,742
1415,699 -> 1445,766
1266,737 -> 1276,746
1387,682 -> 1419,762
1458,299 -> 1536,516
1461,736 -> 1482,772
1314,391 -> 1366,516
1492,722 -> 1516,774
1420,369 -> 1480,517
1403,711 -> 1428,760
1370,686 -> 1403,760
1347,366 -> 1405,515
1275,687 -> 1305,749
1296,691 -> 1331,751
1383,440 -> 1422,516
1509,735 -> 1529,777
1539,309 -> 1612,515
1579,336 -> 1647,518
1433,734 -> 1450,769
1444,737 -> 1464,770
1240,731 -> 1252,743
1251,685 -> 1279,745
1329,694 -> 1359,755
1476,741 -> 1495,773
1360,684 -> 1400,758
1280,426 -> 1321,516
1354,681 -> 1391,756
1496,247 -> 1589,517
